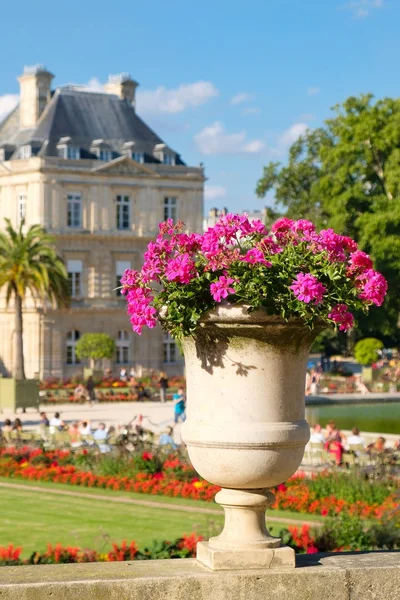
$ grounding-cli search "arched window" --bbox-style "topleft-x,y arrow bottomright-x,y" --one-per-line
66,330 -> 80,364
116,330 -> 130,364
163,333 -> 178,363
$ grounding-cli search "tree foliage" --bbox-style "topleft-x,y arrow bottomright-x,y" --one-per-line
0,219 -> 69,379
354,338 -> 383,366
256,94 -> 400,344
75,333 -> 115,364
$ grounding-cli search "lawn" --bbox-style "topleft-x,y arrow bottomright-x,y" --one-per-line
0,480 -> 322,557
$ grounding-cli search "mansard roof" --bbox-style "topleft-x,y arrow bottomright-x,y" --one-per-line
0,87 -> 185,165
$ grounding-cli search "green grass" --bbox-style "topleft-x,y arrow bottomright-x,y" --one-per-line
0,477 -> 324,522
0,479 -> 323,557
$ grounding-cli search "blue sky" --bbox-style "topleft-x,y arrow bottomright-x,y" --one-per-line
0,0 -> 397,214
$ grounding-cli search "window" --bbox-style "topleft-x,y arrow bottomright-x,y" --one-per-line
164,197 -> 177,222
132,152 -> 144,164
66,330 -> 81,364
116,260 -> 131,296
99,149 -> 112,162
164,333 -> 178,363
116,330 -> 130,364
163,153 -> 175,166
20,145 -> 31,160
18,194 -> 27,224
67,259 -> 83,298
116,195 -> 130,230
67,147 -> 80,160
67,193 -> 82,228
58,146 -> 80,159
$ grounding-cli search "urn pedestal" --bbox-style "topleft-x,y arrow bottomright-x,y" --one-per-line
181,305 -> 322,570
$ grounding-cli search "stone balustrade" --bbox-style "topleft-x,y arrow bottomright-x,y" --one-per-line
0,551 -> 399,599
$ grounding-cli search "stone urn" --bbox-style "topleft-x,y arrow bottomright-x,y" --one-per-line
181,304 -> 324,570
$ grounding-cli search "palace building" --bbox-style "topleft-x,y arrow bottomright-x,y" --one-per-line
0,65 -> 204,378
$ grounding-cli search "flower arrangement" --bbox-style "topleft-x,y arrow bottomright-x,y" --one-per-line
120,214 -> 387,338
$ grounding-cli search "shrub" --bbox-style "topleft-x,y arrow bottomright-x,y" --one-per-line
354,338 -> 384,366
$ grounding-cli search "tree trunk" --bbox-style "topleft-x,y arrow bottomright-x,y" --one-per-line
14,293 -> 26,380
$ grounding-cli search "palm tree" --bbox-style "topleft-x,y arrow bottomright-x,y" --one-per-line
0,219 -> 70,380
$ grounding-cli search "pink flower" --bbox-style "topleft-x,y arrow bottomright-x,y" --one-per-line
358,270 -> 388,307
271,218 -> 295,243
348,250 -> 373,275
328,304 -> 354,332
210,276 -> 236,302
242,248 -> 272,267
317,229 -> 347,261
292,219 -> 316,235
290,273 -> 326,305
165,253 -> 197,284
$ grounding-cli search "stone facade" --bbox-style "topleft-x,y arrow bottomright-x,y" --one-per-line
0,67 -> 204,379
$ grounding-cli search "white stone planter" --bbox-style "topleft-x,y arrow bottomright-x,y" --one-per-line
181,304 -> 324,570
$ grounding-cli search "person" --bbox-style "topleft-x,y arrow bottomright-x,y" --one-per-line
129,367 -> 136,379
93,423 -> 110,453
367,436 -> 386,454
49,412 -> 64,431
158,426 -> 178,449
74,383 -> 87,403
309,369 -> 320,396
324,421 -> 344,466
347,427 -> 366,451
2,419 -> 12,433
136,383 -> 151,401
173,387 -> 186,423
40,412 -> 50,427
120,368 -> 127,382
12,418 -> 23,431
68,422 -> 81,446
79,421 -> 92,436
158,372 -> 169,403
309,424 -> 325,444
354,375 -> 369,395
86,377 -> 96,404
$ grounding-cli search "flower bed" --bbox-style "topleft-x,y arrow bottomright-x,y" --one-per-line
0,533 -> 202,566
0,447 -> 398,519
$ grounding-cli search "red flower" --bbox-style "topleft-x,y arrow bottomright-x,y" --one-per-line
142,452 -> 153,461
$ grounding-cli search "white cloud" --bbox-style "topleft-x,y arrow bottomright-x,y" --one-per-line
204,185 -> 227,201
344,0 -> 383,18
0,94 -> 19,123
278,123 -> 308,147
137,81 -> 218,114
242,107 -> 261,116
307,87 -> 320,96
230,92 -> 252,105
194,121 -> 265,155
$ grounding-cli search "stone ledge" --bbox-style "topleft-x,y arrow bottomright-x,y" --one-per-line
0,551 -> 399,600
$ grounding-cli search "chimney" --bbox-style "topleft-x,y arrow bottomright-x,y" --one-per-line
18,65 -> 54,129
104,73 -> 139,110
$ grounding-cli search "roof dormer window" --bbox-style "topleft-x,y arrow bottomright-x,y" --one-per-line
57,137 -> 80,160
153,143 -> 176,166
122,141 -> 144,163
20,145 -> 32,160
91,139 -> 112,162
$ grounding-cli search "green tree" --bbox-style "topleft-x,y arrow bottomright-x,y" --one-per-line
0,219 -> 69,380
256,94 -> 400,343
75,333 -> 115,368
354,338 -> 384,366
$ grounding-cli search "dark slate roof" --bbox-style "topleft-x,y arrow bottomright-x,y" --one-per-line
0,88 -> 185,164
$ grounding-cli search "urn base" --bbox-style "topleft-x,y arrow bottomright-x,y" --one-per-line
197,541 -> 295,571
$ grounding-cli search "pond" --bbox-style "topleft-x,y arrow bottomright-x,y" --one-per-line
305,402 -> 400,435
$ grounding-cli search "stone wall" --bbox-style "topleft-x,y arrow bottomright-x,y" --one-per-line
0,552 -> 399,600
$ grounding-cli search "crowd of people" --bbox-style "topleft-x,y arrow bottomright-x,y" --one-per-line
0,386 -> 187,453
309,421 -> 398,466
